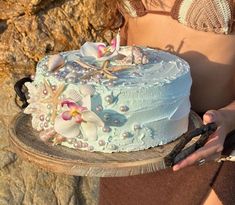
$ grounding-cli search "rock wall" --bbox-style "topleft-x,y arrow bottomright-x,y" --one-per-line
0,0 -> 115,75
0,0 -> 116,204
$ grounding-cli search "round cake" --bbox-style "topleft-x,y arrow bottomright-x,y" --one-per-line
24,35 -> 192,153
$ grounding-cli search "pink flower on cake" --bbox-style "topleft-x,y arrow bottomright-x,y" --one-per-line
80,31 -> 120,60
54,99 -> 104,141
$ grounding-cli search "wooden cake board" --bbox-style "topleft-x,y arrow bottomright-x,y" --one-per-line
9,111 -> 202,177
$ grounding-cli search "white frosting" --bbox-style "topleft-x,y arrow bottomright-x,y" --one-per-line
25,46 -> 192,153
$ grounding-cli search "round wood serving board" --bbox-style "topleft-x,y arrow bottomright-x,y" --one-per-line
9,111 -> 202,177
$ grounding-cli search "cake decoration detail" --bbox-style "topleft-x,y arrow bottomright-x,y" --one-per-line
48,54 -> 65,72
24,35 -> 192,153
41,80 -> 65,123
54,99 -> 104,141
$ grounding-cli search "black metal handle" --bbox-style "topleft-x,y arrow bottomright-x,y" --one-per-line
164,122 -> 217,167
14,77 -> 33,109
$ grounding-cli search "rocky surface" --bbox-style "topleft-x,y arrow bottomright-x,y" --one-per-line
0,0 -> 116,76
0,0 -> 118,204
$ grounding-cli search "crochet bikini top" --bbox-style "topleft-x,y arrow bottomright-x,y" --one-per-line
118,0 -> 234,34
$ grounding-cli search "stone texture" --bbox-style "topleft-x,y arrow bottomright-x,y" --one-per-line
0,0 -> 115,76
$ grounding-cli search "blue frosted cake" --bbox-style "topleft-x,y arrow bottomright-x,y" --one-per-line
24,34 -> 192,153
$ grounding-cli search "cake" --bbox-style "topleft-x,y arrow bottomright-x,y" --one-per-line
24,33 -> 192,153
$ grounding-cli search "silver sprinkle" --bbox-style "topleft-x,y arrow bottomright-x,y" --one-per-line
43,89 -> 48,95
39,115 -> 44,121
30,75 -> 35,80
44,122 -> 49,128
133,124 -> 141,131
98,140 -> 105,146
66,77 -> 76,83
120,105 -> 129,112
122,132 -> 129,138
102,126 -> 111,133
105,95 -> 113,104
107,81 -> 114,87
51,85 -> 57,90
44,72 -> 50,77
74,141 -> 82,148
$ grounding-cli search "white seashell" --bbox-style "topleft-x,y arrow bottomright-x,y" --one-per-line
48,54 -> 65,72
142,55 -> 149,64
80,42 -> 105,58
66,89 -> 82,102
79,85 -> 95,96
54,117 -> 81,139
66,72 -> 77,79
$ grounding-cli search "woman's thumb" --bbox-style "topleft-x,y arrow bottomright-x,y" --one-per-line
203,110 -> 219,125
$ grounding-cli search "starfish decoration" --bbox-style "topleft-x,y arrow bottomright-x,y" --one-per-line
80,60 -> 131,80
41,80 -> 65,123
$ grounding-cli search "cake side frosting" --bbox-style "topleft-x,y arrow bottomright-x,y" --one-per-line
24,39 -> 192,153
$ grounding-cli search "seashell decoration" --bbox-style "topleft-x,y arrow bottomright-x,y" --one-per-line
132,47 -> 149,64
48,54 -> 65,72
79,85 -> 96,96
66,89 -> 82,102
115,46 -> 149,65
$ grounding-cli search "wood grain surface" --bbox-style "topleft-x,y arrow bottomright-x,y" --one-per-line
9,112 -> 202,177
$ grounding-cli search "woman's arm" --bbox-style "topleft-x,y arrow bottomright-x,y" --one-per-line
173,100 -> 235,171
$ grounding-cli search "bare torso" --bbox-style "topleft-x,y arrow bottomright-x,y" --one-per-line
124,2 -> 235,113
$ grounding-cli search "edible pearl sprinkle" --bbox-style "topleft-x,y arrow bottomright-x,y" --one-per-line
51,85 -> 57,90
44,72 -> 50,77
122,132 -> 129,138
43,89 -> 48,95
102,126 -> 111,133
39,115 -> 44,121
30,75 -> 35,80
66,77 -> 76,83
107,81 -> 114,87
105,95 -> 113,104
67,138 -> 74,144
74,141 -> 82,148
98,140 -> 105,146
44,122 -> 49,128
120,105 -> 129,112
133,124 -> 141,131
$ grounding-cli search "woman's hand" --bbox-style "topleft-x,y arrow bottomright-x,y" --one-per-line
173,110 -> 228,171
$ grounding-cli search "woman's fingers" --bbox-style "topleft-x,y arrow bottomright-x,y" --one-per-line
172,143 -> 220,171
173,110 -> 226,171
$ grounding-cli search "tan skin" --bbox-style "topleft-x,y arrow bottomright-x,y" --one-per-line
120,2 -> 235,203
122,1 -> 235,174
